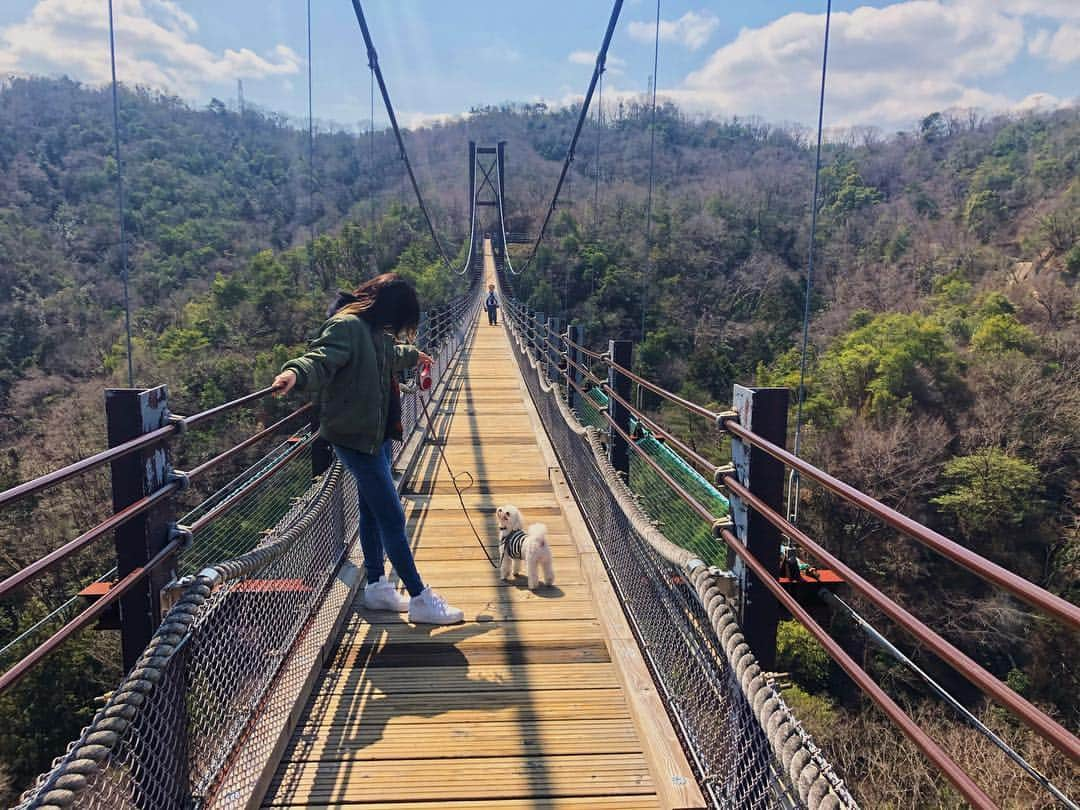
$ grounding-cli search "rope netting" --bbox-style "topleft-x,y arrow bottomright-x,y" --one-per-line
14,295 -> 479,810
502,291 -> 856,810
16,462 -> 358,810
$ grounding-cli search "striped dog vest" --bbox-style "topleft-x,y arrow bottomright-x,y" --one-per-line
501,528 -> 527,560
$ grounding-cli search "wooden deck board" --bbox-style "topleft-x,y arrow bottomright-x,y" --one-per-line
261,241 -> 698,810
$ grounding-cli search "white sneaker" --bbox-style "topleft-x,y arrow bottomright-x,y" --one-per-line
364,576 -> 409,612
408,587 -> 465,625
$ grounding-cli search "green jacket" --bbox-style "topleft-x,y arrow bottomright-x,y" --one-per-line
282,314 -> 419,454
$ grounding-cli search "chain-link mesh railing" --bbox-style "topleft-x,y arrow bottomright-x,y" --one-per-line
14,457 -> 355,810
501,296 -> 856,810
14,289 -> 481,810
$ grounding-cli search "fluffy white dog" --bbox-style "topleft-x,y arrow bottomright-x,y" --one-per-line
495,504 -> 555,590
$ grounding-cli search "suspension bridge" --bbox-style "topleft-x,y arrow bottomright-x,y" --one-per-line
1,1 -> 1078,809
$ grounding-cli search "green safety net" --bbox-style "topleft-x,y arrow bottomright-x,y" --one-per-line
573,384 -> 730,566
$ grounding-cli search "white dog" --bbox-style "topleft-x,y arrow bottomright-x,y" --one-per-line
495,504 -> 555,590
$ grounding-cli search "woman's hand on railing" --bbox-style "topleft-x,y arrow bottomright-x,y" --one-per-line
272,370 -> 297,397
416,351 -> 433,367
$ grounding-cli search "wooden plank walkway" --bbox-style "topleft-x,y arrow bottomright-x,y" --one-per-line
261,243 -> 703,810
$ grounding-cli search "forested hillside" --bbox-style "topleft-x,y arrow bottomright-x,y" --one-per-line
0,75 -> 1077,805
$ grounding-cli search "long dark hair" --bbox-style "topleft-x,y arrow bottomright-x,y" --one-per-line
337,273 -> 420,338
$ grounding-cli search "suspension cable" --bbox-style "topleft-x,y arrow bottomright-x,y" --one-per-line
787,0 -> 832,524
306,0 -> 316,281
497,161 -> 518,275
640,0 -> 660,342
594,72 -> 603,230
520,0 -> 624,273
107,0 -> 134,387
348,0 -> 471,275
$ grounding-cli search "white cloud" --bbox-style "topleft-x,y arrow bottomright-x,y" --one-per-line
568,50 -> 626,75
1029,23 -> 1080,63
628,11 -> 719,52
0,0 -> 300,97
400,110 -> 472,129
971,0 -> 1080,21
667,1 -> 1079,128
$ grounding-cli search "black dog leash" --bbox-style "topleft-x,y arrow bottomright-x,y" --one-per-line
412,381 -> 500,569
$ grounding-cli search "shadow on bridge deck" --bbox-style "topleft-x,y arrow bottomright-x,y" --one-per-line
259,245 -> 690,810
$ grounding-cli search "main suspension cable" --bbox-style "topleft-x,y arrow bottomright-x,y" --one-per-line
348,0 -> 471,275
520,0 -> 624,273
787,0 -> 832,525
496,162 -> 518,275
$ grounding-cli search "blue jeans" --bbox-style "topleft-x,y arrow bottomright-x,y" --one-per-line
333,440 -> 425,597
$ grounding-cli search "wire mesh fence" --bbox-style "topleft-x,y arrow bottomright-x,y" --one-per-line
178,429 -> 315,575
630,427 -> 731,568
15,460 -> 357,810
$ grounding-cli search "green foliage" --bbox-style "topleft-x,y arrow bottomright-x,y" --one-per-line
932,448 -> 1042,537
820,156 -> 882,219
970,313 -> 1036,354
1065,244 -> 1080,276
776,621 -> 830,692
817,312 -> 961,418
964,189 -> 1006,238
1005,668 -> 1030,696
158,327 -> 210,361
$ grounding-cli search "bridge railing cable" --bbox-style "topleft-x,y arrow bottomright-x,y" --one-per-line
499,281 -> 1080,806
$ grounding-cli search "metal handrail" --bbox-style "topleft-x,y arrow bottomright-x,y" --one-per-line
508,300 -> 1078,793
0,385 -> 286,510
0,483 -> 180,601
0,407 -> 312,601
721,416 -> 1080,633
185,404 -> 312,479
721,472 -> 1080,765
0,538 -> 181,693
554,338 -> 995,805
188,434 -> 315,533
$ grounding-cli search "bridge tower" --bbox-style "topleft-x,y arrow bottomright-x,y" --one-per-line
470,140 -> 508,257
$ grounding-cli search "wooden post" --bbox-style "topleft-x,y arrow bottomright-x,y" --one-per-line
728,385 -> 789,669
105,386 -> 176,671
567,324 -> 583,411
607,340 -> 632,477
532,311 -> 545,359
546,317 -> 561,382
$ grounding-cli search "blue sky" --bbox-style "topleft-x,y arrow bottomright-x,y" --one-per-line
1,1 -> 1077,132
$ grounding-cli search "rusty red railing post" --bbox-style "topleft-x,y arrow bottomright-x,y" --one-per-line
105,385 -> 178,670
727,384 -> 789,669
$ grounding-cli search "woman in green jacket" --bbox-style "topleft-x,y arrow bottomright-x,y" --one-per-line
273,273 -> 464,625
